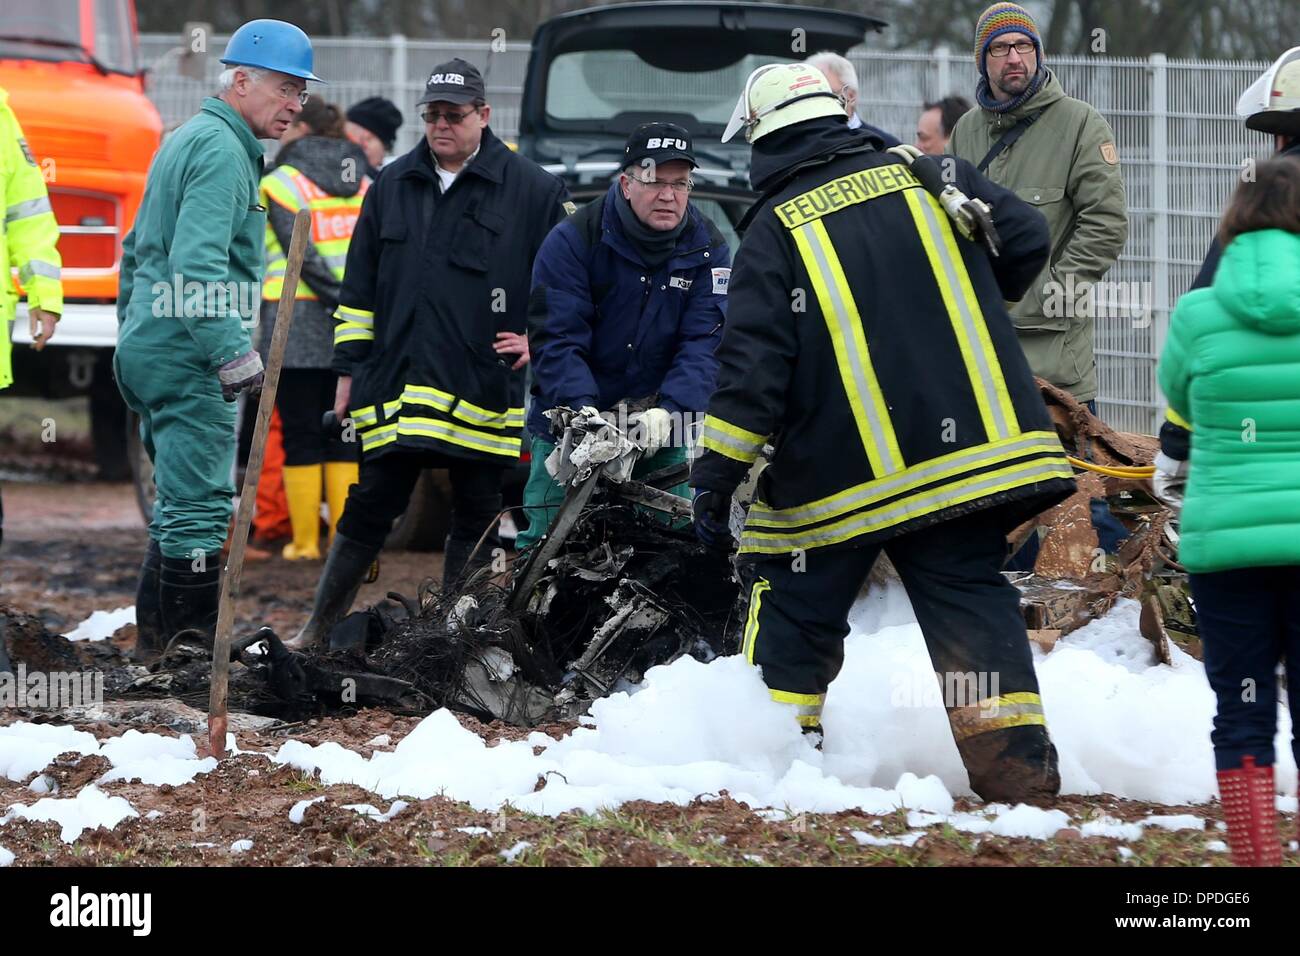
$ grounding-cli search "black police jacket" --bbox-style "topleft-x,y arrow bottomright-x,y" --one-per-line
332,127 -> 570,463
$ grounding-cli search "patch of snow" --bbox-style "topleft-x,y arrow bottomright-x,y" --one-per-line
0,845 -> 12,867
28,775 -> 55,795
289,797 -> 325,824
230,839 -> 253,854
366,735 -> 392,748
0,723 -> 99,782
456,826 -> 491,835
850,830 -> 924,847
65,606 -> 135,642
987,804 -> 1071,840
145,810 -> 163,821
500,840 -> 531,862
3,785 -> 137,843
1080,815 -> 1144,841
98,730 -> 216,787
1205,840 -> 1228,853
1140,814 -> 1204,832
1118,846 -> 1135,861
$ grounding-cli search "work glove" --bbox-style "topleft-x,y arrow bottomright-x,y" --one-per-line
1150,451 -> 1189,513
628,407 -> 674,455
218,351 -> 265,402
692,489 -> 733,551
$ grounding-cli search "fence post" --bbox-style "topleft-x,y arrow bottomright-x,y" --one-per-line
936,44 -> 950,99
391,32 -> 408,117
1149,53 -> 1169,427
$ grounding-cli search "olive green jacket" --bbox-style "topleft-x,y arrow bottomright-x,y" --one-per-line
948,71 -> 1128,402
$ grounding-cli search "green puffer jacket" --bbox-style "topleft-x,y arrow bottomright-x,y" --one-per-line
1157,229 -> 1300,573
948,71 -> 1128,402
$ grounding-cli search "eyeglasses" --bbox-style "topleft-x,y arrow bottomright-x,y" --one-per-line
421,107 -> 480,126
275,84 -> 309,107
630,176 -> 693,195
987,40 -> 1036,58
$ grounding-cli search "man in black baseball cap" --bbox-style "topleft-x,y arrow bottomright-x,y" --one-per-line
517,119 -> 730,552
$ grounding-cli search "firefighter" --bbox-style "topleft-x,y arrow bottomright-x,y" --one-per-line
288,60 -> 570,649
0,84 -> 62,552
691,63 -> 1076,803
115,19 -> 322,657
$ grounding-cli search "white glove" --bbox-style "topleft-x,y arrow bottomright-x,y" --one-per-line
1151,451 -> 1189,512
628,407 -> 673,455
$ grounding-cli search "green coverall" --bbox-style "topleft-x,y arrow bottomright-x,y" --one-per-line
114,98 -> 267,559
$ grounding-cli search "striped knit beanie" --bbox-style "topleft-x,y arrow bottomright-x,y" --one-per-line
973,2 -> 1042,76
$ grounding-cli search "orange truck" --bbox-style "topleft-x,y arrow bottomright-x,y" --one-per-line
2,0 -> 161,476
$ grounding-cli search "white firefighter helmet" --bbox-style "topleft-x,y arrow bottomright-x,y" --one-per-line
721,62 -> 845,144
1237,46 -> 1300,136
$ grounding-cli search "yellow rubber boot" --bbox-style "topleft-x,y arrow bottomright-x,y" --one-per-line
324,460 -> 359,542
281,464 -> 323,560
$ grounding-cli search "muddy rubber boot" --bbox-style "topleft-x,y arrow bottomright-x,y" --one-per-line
159,551 -> 222,652
286,533 -> 379,651
1218,756 -> 1282,867
131,538 -> 165,661
958,725 -> 1061,806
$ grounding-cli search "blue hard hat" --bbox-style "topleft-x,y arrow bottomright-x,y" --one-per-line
221,19 -> 323,82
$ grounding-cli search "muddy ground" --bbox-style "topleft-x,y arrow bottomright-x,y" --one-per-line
0,428 -> 1292,867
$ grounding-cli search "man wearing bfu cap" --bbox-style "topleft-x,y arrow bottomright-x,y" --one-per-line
519,122 -> 731,551
289,58 -> 571,648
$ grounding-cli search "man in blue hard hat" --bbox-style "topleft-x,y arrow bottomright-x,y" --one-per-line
115,19 -> 323,659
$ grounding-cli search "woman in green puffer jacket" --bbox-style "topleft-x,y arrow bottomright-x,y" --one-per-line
1157,155 -> 1300,867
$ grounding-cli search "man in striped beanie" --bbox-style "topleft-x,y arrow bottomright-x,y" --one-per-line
949,1 -> 1130,562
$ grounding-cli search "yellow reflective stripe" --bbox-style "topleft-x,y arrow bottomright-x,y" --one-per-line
403,384 -> 455,411
19,260 -> 60,281
261,175 -> 301,211
701,415 -> 767,463
739,457 -> 1073,555
1165,406 -> 1191,430
949,692 -> 1047,741
334,326 -> 374,345
903,189 -> 1018,443
398,417 -> 521,458
360,424 -> 398,452
791,219 -> 904,476
5,196 -> 52,222
748,430 -> 1064,529
773,164 -> 921,229
350,406 -> 379,427
769,688 -> 826,724
742,577 -> 770,665
453,398 -> 525,430
337,305 -> 374,322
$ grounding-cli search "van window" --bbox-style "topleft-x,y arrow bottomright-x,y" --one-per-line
546,51 -> 796,129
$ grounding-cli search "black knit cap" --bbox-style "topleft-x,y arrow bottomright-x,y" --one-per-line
346,97 -> 403,149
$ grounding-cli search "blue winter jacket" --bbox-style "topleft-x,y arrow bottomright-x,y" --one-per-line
526,182 -> 731,439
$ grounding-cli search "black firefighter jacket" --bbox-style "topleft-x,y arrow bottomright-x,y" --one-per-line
332,127 -> 570,464
693,127 -> 1076,559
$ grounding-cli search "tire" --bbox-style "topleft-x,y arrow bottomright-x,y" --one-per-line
127,409 -> 155,526
90,351 -> 131,481
383,468 -> 452,552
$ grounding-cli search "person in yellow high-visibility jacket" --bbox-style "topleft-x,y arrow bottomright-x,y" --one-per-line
0,85 -> 62,550
257,98 -> 369,561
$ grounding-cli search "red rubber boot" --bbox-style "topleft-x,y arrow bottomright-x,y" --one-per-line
1217,756 -> 1282,866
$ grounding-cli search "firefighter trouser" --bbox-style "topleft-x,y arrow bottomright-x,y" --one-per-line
336,448 -> 503,552
742,507 -> 1060,803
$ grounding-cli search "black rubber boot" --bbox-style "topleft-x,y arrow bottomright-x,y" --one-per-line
287,533 -> 380,650
159,551 -> 222,652
131,539 -> 165,661
958,726 -> 1061,806
0,618 -> 11,676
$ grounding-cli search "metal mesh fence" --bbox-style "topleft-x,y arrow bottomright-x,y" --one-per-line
139,35 -> 1273,433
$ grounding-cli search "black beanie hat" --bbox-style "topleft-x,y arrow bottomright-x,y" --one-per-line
346,97 -> 404,150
